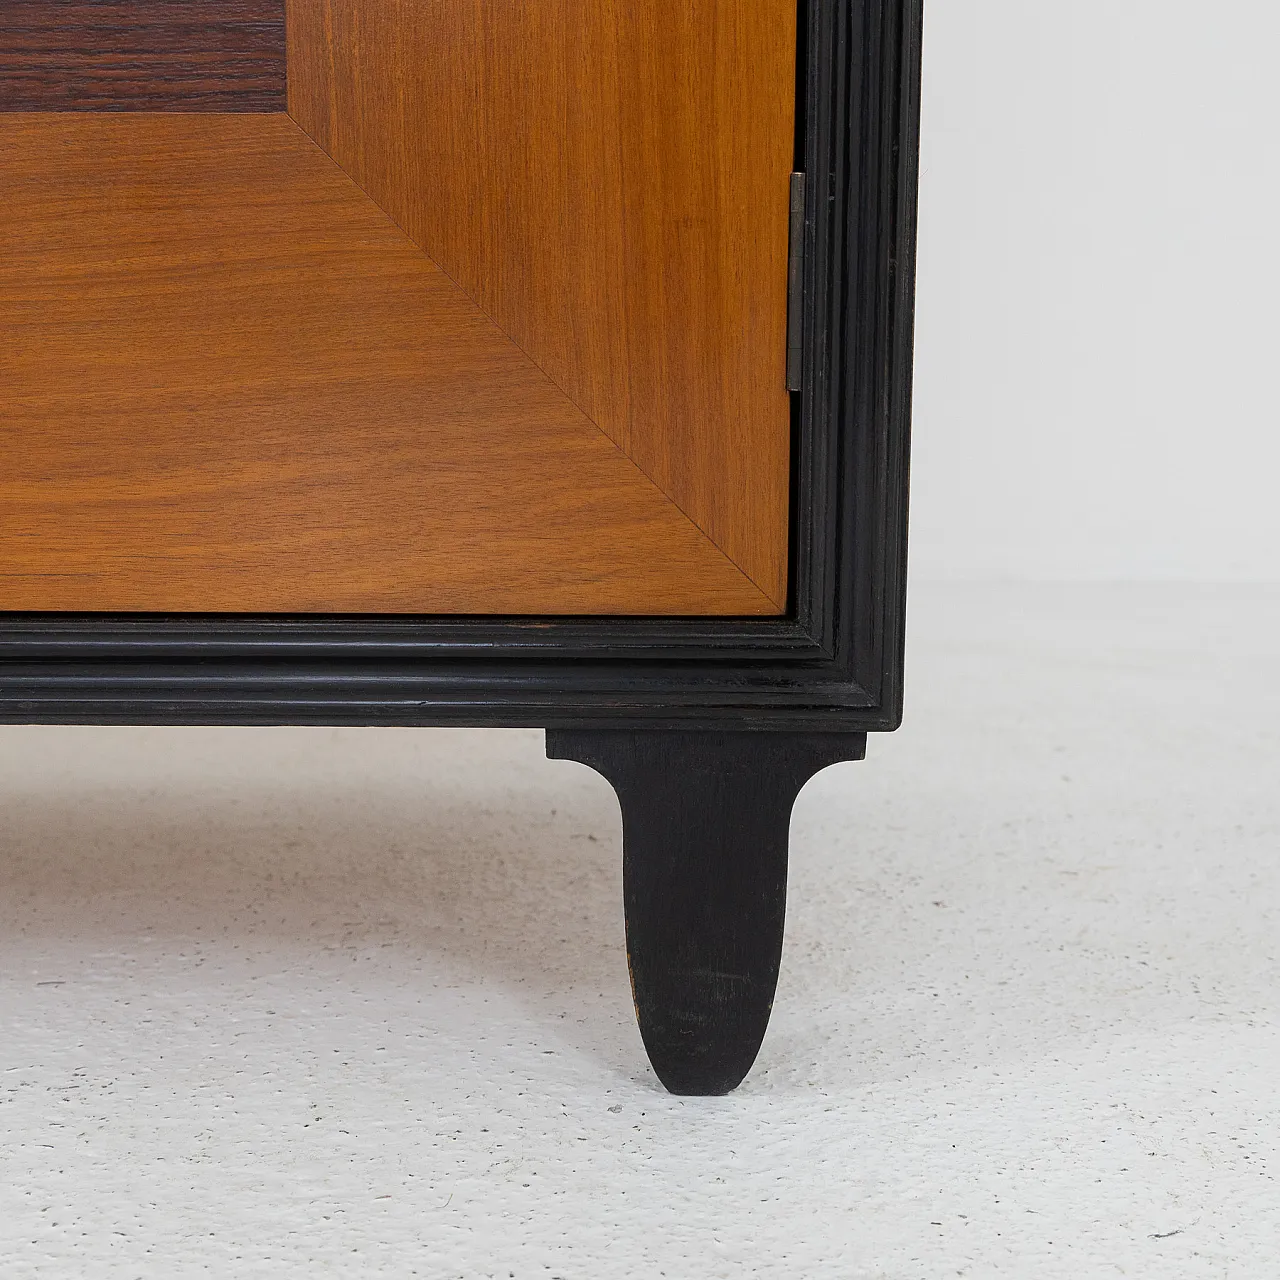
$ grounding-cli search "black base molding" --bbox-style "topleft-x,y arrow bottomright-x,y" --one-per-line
548,728 -> 866,1095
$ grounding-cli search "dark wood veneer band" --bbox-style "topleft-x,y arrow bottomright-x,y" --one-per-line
0,0 -> 285,111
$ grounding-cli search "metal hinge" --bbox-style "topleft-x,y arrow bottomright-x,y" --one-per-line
786,171 -> 806,392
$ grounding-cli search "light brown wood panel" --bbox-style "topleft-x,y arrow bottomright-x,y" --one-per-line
287,0 -> 796,608
0,114 -> 777,615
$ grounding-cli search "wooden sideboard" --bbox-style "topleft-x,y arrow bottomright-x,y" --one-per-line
0,0 -> 923,1094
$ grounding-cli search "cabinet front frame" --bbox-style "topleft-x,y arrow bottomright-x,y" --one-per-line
0,0 -> 922,733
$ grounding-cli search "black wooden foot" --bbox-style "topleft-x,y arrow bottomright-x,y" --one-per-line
547,728 -> 866,1095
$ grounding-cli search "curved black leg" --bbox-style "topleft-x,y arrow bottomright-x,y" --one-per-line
547,728 -> 866,1095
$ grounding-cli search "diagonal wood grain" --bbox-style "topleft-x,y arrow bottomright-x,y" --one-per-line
287,0 -> 796,608
0,114 -> 777,615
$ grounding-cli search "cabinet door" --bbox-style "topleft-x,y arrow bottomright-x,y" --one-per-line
1,1 -> 796,615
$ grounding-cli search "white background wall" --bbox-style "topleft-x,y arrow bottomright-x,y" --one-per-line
909,0 -> 1280,581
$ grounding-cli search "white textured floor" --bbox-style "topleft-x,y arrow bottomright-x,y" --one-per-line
2,585 -> 1277,1278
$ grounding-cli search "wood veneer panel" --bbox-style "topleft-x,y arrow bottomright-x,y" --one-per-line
287,0 -> 796,608
0,114 -> 777,615
0,0 -> 285,111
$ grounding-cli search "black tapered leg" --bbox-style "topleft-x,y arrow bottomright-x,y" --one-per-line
547,728 -> 866,1095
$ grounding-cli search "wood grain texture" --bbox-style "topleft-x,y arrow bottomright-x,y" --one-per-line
287,0 -> 796,608
0,114 -> 777,615
0,0 -> 285,111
